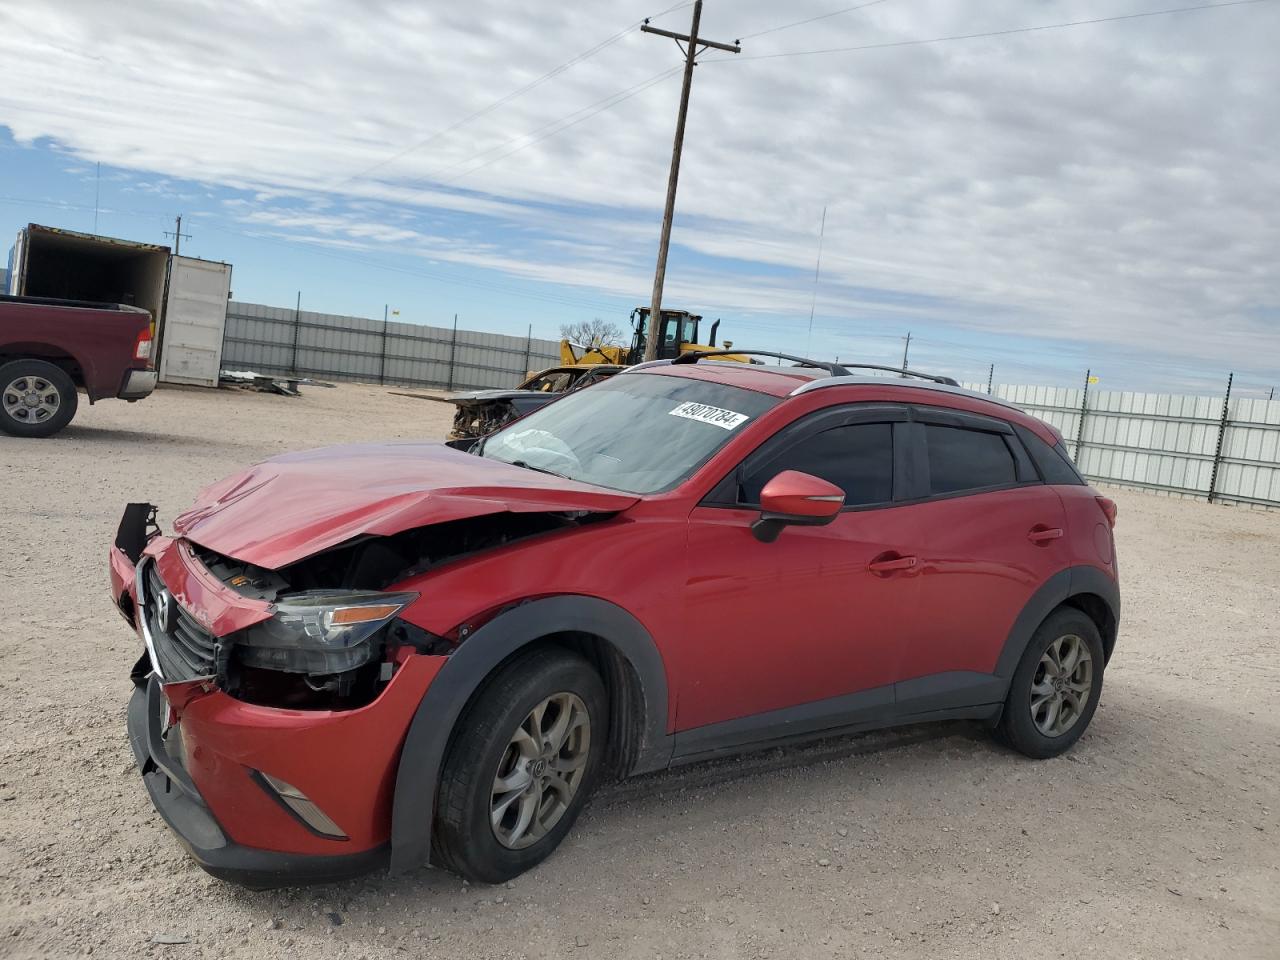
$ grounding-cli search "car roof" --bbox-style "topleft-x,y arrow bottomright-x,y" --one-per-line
634,360 -> 824,397
625,360 -> 1060,442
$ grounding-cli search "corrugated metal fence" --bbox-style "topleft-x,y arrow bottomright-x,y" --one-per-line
961,381 -> 1280,510
221,301 -> 562,391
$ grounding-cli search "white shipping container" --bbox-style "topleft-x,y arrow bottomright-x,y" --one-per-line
158,256 -> 233,387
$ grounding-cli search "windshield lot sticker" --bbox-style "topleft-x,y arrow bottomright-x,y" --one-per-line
668,401 -> 750,430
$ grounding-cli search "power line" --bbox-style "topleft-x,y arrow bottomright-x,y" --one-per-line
713,0 -> 1274,63
424,68 -> 683,188
347,66 -> 681,200
327,1 -> 693,192
198,219 -> 626,314
737,0 -> 894,42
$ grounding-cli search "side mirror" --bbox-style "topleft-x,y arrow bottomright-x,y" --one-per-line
751,470 -> 845,543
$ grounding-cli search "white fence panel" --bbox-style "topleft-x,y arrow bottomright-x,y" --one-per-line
957,381 -> 1278,509
220,301 -> 562,392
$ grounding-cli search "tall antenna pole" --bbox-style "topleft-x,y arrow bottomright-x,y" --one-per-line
641,1 -> 740,361
900,331 -> 912,373
806,205 -> 827,356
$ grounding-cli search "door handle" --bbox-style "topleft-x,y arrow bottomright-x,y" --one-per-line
868,553 -> 918,574
1027,526 -> 1064,545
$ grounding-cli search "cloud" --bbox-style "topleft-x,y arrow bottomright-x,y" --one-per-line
0,0 -> 1277,387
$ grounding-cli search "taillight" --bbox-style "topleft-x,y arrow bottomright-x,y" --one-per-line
1096,496 -> 1118,528
134,326 -> 154,365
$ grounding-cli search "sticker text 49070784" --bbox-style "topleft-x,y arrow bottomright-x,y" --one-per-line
667,401 -> 750,431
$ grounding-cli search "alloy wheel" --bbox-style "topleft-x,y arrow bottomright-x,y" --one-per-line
2,376 -> 60,424
490,692 -> 591,850
1030,633 -> 1093,737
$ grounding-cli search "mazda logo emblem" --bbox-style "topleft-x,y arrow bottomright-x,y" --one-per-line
156,588 -> 177,634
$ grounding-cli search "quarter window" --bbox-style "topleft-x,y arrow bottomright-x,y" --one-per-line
742,423 -> 894,507
925,424 -> 1017,495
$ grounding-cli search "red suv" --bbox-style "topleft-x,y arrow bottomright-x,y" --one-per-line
110,353 -> 1119,888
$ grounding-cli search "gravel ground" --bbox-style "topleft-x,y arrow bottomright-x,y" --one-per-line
1,382 -> 1277,960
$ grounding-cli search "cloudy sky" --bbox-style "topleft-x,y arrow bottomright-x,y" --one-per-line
1,0 -> 1277,393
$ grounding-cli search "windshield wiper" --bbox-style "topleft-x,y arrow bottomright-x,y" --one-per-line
510,459 -> 566,478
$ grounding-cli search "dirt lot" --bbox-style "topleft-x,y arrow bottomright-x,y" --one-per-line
1,383 -> 1277,960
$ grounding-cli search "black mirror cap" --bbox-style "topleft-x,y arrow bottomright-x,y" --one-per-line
750,510 -> 839,543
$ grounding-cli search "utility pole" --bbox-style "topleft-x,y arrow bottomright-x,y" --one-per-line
641,1 -> 740,361
900,331 -> 912,373
164,215 -> 192,256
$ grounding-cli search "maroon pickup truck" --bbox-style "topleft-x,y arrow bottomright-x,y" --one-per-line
0,295 -> 157,438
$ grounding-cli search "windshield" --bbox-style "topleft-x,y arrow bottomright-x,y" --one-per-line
479,373 -> 778,494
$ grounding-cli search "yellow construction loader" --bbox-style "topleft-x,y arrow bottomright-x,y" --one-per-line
559,308 -> 750,366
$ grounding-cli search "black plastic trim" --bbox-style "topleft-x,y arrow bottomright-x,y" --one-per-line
127,683 -> 386,889
992,566 -> 1121,678
388,595 -> 671,875
114,502 -> 157,565
671,670 -> 1004,762
134,674 -> 201,800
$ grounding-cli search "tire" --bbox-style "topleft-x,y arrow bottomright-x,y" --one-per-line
997,607 -> 1105,759
0,359 -> 78,438
433,648 -> 608,883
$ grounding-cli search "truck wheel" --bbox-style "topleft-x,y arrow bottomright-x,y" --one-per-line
0,360 -> 79,438
433,648 -> 607,883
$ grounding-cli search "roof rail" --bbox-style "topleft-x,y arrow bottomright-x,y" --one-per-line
671,350 -> 960,387
834,362 -> 960,387
672,349 -> 851,377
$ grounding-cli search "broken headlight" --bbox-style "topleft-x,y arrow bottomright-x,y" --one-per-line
234,590 -> 418,676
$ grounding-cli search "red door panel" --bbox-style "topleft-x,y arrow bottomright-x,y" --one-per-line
674,504 -> 922,731
900,486 -> 1069,679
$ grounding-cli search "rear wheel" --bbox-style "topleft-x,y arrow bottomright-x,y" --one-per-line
998,608 -> 1105,759
0,359 -> 78,438
433,648 -> 607,883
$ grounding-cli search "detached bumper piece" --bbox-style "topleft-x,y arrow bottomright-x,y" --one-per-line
127,676 -> 387,889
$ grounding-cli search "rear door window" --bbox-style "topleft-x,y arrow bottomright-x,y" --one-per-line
741,422 -> 894,507
924,424 -> 1017,495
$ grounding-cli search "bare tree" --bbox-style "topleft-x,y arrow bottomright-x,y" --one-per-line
560,317 -> 623,347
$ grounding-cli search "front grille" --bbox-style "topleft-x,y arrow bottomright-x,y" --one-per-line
142,561 -> 218,681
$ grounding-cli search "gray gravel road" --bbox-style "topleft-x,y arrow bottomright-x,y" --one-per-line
1,383 -> 1277,959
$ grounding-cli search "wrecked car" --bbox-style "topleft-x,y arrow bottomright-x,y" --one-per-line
446,363 -> 623,439
112,350 -> 1120,888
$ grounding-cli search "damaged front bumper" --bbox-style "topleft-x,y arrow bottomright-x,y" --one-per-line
126,674 -> 388,888
112,504 -> 442,889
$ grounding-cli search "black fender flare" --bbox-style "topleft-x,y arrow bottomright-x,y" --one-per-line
388,595 -> 672,874
992,565 -> 1121,681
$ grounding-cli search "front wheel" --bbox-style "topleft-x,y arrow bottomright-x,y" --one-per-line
0,359 -> 79,438
433,648 -> 607,883
998,608 -> 1105,759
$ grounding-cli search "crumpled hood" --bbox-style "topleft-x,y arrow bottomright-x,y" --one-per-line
447,388 -> 549,405
173,442 -> 637,569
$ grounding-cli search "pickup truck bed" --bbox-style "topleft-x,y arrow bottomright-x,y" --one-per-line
0,294 -> 157,438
